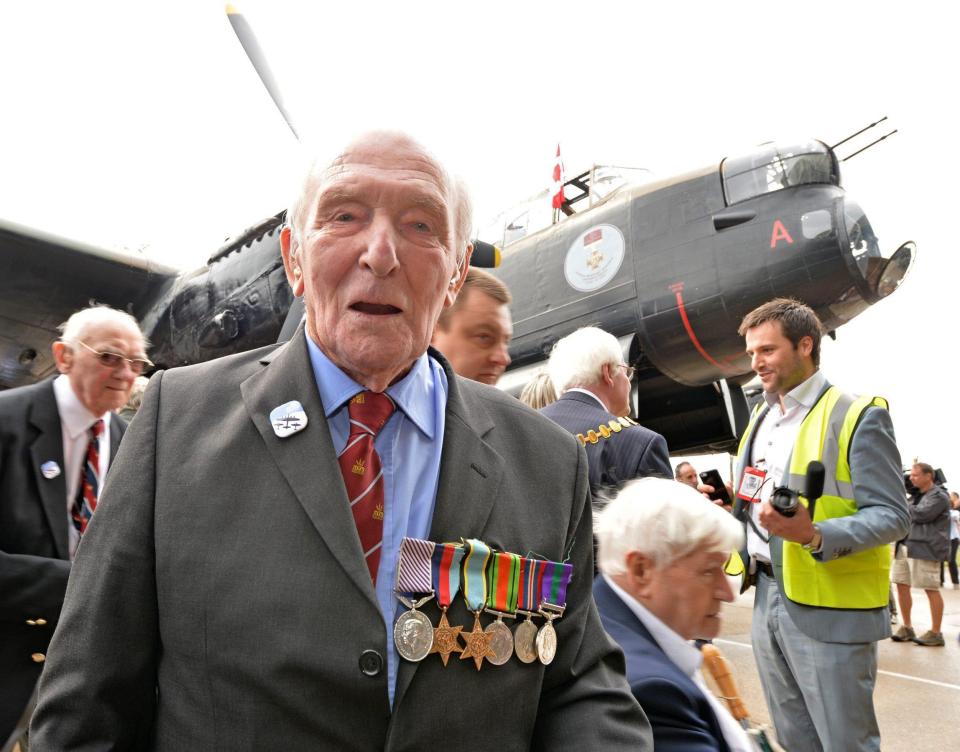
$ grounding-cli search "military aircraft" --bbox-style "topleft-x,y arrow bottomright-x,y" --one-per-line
0,7 -> 914,455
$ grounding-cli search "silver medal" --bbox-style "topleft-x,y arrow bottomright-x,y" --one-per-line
484,619 -> 514,666
513,617 -> 539,663
394,609 -> 434,662
536,619 -> 558,665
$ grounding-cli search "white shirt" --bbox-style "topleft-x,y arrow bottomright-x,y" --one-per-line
746,370 -> 826,563
53,375 -> 112,559
950,509 -> 959,541
604,576 -> 753,752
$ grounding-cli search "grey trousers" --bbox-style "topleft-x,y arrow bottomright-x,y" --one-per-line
752,572 -> 880,752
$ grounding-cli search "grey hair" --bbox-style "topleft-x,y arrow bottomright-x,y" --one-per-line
58,305 -> 148,349
286,132 -> 473,268
596,477 -> 744,575
547,326 -> 622,393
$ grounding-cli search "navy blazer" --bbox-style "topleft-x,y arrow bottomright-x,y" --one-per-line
540,391 -> 671,493
0,379 -> 126,737
594,576 -> 731,752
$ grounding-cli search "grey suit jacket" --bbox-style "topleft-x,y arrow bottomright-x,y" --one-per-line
733,380 -> 909,644
30,330 -> 651,751
0,379 -> 125,737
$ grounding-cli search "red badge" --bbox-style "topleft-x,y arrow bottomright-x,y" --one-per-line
737,466 -> 767,502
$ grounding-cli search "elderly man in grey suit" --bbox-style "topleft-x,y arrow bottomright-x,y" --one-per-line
732,298 -> 909,752
30,132 -> 651,750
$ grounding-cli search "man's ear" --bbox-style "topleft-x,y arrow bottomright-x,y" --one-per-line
280,226 -> 304,297
624,551 -> 656,596
797,335 -> 814,359
601,361 -> 616,388
51,340 -> 71,374
443,243 -> 473,308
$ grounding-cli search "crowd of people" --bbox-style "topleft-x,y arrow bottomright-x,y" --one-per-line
1,131 -> 954,752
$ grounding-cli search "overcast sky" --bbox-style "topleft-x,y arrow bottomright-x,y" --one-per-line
1,1 -> 956,475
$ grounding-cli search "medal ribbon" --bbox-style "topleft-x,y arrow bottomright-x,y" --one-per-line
461,538 -> 491,612
517,557 -> 548,612
431,542 -> 465,608
485,551 -> 521,613
395,537 -> 436,595
540,561 -> 573,608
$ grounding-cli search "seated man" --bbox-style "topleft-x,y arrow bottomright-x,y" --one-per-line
594,477 -> 752,752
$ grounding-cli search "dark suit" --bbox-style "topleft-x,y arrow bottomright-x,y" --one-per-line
594,576 -> 730,752
31,330 -> 651,751
540,391 -> 671,492
0,379 -> 125,738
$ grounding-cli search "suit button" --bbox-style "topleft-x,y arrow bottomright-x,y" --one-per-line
31,653 -> 46,664
359,650 -> 383,677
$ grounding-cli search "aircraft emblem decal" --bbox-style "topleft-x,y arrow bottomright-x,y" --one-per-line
564,224 -> 625,292
770,219 -> 794,248
270,400 -> 309,438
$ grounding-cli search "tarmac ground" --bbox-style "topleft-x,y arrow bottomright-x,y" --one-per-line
710,581 -> 960,751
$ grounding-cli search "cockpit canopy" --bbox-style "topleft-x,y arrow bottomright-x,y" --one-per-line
721,140 -> 840,205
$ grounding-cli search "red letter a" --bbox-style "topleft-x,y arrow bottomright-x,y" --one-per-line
770,220 -> 794,248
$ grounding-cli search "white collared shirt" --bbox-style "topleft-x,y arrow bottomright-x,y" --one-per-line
53,375 -> 112,559
746,370 -> 826,562
604,576 -> 753,752
564,387 -> 610,412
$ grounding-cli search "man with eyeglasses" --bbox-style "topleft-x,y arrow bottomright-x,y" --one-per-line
0,304 -> 148,747
540,326 -> 671,494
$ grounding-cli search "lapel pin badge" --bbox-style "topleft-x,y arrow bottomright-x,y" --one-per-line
40,460 -> 61,479
270,401 -> 308,438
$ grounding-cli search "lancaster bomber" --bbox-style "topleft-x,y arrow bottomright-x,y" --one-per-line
0,7 -> 913,454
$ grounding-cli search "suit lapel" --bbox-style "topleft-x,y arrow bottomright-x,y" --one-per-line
240,326 -> 378,608
28,381 -> 69,560
394,357 -> 506,709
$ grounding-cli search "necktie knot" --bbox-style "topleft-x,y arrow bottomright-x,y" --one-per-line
90,419 -> 105,439
347,391 -> 396,438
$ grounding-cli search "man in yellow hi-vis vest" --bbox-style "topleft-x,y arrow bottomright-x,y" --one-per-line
731,299 -> 908,752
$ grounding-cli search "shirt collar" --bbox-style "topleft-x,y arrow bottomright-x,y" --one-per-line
305,336 -> 435,439
603,574 -> 702,678
763,369 -> 826,412
52,374 -> 111,440
565,387 -> 609,412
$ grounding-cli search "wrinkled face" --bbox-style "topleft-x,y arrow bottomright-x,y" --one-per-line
432,288 -> 513,385
744,321 -> 814,397
283,135 -> 464,388
645,550 -> 734,640
53,322 -> 146,416
676,463 -> 699,489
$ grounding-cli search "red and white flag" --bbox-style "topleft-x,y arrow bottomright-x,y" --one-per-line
551,143 -> 565,209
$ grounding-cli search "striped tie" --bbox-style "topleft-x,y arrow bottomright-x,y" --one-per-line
338,391 -> 396,584
71,419 -> 104,534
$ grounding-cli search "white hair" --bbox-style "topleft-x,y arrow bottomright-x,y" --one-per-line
286,131 -> 473,269
58,305 -> 147,348
547,326 -> 623,393
596,477 -> 744,575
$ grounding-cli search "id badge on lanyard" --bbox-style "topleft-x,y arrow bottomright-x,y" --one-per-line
737,465 -> 767,503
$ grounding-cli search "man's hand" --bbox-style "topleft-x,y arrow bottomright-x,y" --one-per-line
696,482 -> 735,511
758,499 -> 816,544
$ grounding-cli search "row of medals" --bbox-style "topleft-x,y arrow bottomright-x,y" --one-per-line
394,596 -> 563,669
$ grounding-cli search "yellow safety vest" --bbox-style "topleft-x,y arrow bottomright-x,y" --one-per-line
737,386 -> 891,609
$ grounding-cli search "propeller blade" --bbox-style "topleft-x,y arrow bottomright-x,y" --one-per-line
225,4 -> 299,140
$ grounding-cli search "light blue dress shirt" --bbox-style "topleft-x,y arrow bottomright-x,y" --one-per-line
306,337 -> 447,707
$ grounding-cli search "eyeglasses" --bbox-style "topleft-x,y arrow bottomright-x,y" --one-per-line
77,341 -> 153,374
617,363 -> 636,380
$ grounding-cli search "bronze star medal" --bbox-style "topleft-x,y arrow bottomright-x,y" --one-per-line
460,613 -> 494,671
429,609 -> 463,666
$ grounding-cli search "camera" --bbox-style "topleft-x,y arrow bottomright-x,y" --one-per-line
770,461 -> 825,518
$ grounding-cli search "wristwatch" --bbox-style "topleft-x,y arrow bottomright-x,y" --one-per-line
802,524 -> 823,552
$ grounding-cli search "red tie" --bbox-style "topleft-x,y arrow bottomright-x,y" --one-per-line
71,419 -> 104,534
338,391 -> 396,584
